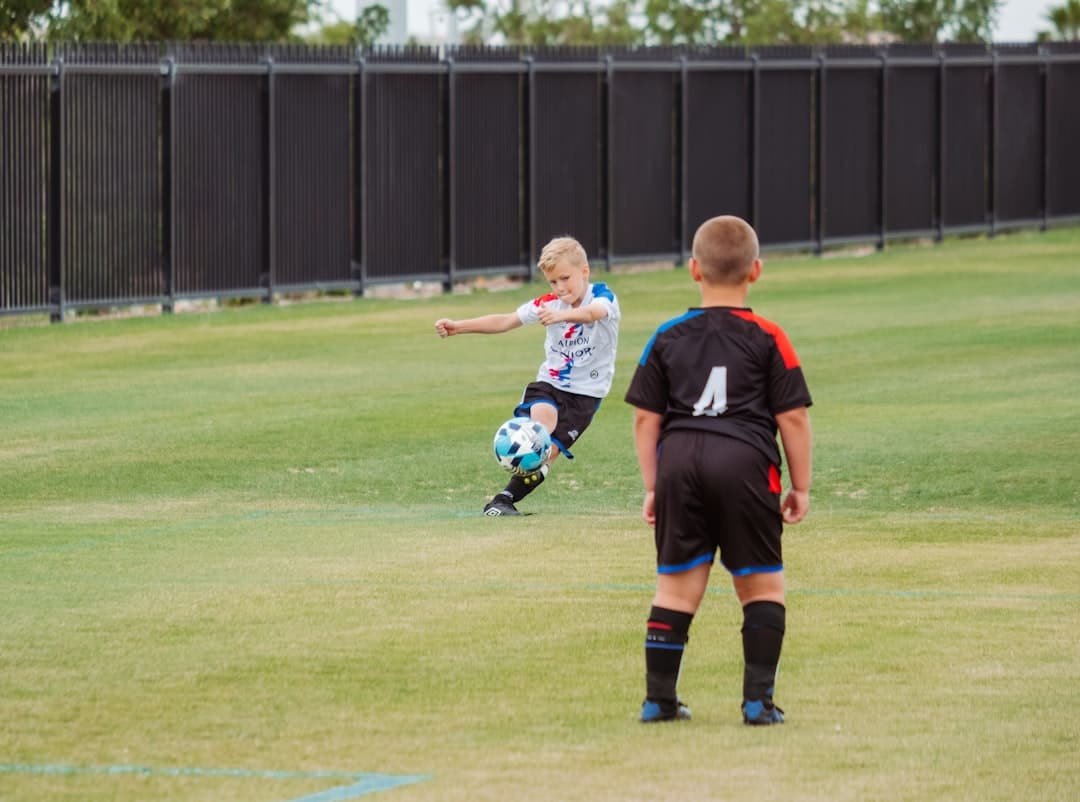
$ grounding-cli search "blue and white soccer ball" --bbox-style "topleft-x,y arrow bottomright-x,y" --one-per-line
493,417 -> 552,476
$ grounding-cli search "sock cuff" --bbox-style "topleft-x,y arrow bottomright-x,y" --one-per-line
648,606 -> 694,635
742,600 -> 786,633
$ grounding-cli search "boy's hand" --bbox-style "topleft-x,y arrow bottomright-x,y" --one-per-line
641,490 -> 656,526
536,304 -> 564,326
435,318 -> 457,338
780,488 -> 809,524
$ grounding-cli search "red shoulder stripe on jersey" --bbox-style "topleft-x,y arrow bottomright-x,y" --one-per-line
729,309 -> 801,369
533,293 -> 558,306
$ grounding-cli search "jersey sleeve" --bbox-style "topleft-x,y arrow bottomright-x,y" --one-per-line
590,283 -> 619,322
624,336 -> 668,414
766,328 -> 813,415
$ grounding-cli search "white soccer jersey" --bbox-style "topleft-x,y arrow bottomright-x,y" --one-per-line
515,282 -> 621,398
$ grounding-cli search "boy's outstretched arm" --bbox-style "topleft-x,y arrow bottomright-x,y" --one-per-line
537,300 -> 609,326
776,406 -> 812,524
632,407 -> 663,526
435,313 -> 522,337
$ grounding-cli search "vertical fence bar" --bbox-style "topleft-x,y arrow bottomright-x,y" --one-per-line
354,51 -> 367,296
603,53 -> 614,271
815,53 -> 826,255
525,54 -> 536,281
990,49 -> 999,237
937,50 -> 946,242
750,54 -> 760,233
446,55 -> 457,290
47,56 -> 64,323
878,50 -> 888,250
1041,47 -> 1049,231
263,56 -> 275,303
678,55 -> 688,266
162,56 -> 176,313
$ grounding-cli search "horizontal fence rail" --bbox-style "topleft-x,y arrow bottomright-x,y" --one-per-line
1,41 -> 1079,321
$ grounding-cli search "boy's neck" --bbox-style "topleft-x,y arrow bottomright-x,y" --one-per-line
698,284 -> 750,308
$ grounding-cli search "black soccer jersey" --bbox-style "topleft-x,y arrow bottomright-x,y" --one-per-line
624,306 -> 812,465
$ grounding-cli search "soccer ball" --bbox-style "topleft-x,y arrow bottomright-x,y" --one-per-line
493,417 -> 552,476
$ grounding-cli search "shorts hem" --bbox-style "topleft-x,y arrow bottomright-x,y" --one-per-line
728,564 -> 784,577
657,553 -> 715,574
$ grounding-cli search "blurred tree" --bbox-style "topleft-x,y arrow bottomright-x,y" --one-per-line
1041,0 -> 1080,39
310,4 -> 390,45
877,0 -> 1000,43
1,0 -> 52,39
448,0 -> 639,45
42,0 -> 322,42
447,0 -> 889,46
641,0 -> 875,45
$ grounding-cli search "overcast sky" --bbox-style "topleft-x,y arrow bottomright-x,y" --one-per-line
329,0 -> 1057,43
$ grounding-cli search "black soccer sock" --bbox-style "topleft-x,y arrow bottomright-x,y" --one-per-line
502,464 -> 548,502
741,600 -> 786,702
645,606 -> 694,703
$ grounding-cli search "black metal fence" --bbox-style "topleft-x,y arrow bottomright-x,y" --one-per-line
2,41 -> 1079,320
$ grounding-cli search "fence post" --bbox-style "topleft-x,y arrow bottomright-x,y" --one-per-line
604,53 -> 614,272
1040,45 -> 1049,232
445,54 -> 457,292
815,51 -> 826,255
678,55 -> 689,267
878,49 -> 888,251
162,56 -> 176,313
46,55 -> 64,323
750,53 -> 760,236
989,48 -> 999,237
525,53 -> 536,282
937,49 -> 946,243
263,55 -> 276,304
353,49 -> 367,298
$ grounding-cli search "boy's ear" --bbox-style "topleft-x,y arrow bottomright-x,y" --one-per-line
748,258 -> 763,284
688,257 -> 703,284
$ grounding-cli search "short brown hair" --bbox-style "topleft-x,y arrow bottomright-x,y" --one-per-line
538,237 -> 588,274
691,216 -> 759,285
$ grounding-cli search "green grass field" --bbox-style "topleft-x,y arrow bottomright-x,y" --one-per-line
2,228 -> 1079,802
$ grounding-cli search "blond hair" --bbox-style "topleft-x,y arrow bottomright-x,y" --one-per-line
691,216 -> 759,285
538,237 -> 588,274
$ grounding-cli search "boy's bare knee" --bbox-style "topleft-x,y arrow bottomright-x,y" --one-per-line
732,571 -> 785,606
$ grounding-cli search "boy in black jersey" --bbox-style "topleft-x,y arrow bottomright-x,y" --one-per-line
624,215 -> 813,725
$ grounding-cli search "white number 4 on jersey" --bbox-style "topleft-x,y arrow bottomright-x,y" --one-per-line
693,366 -> 728,416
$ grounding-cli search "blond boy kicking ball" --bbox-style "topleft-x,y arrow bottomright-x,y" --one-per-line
624,215 -> 813,724
435,237 -> 621,516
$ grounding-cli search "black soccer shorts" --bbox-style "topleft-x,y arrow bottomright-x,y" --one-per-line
513,381 -> 601,459
654,429 -> 784,576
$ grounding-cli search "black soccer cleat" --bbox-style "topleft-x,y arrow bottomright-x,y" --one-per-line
742,699 -> 785,725
640,699 -> 692,723
483,496 -> 520,516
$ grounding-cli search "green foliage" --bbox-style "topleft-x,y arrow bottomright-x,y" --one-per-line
446,0 -> 999,45
642,0 -> 872,46
1,228 -> 1079,801
449,0 -> 641,46
878,0 -> 1001,43
0,0 -> 51,39
307,4 -> 390,45
32,0 -> 322,42
1042,0 -> 1080,39
354,2 -> 391,44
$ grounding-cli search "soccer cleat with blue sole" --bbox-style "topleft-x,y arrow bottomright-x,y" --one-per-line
742,699 -> 785,725
640,699 -> 692,723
